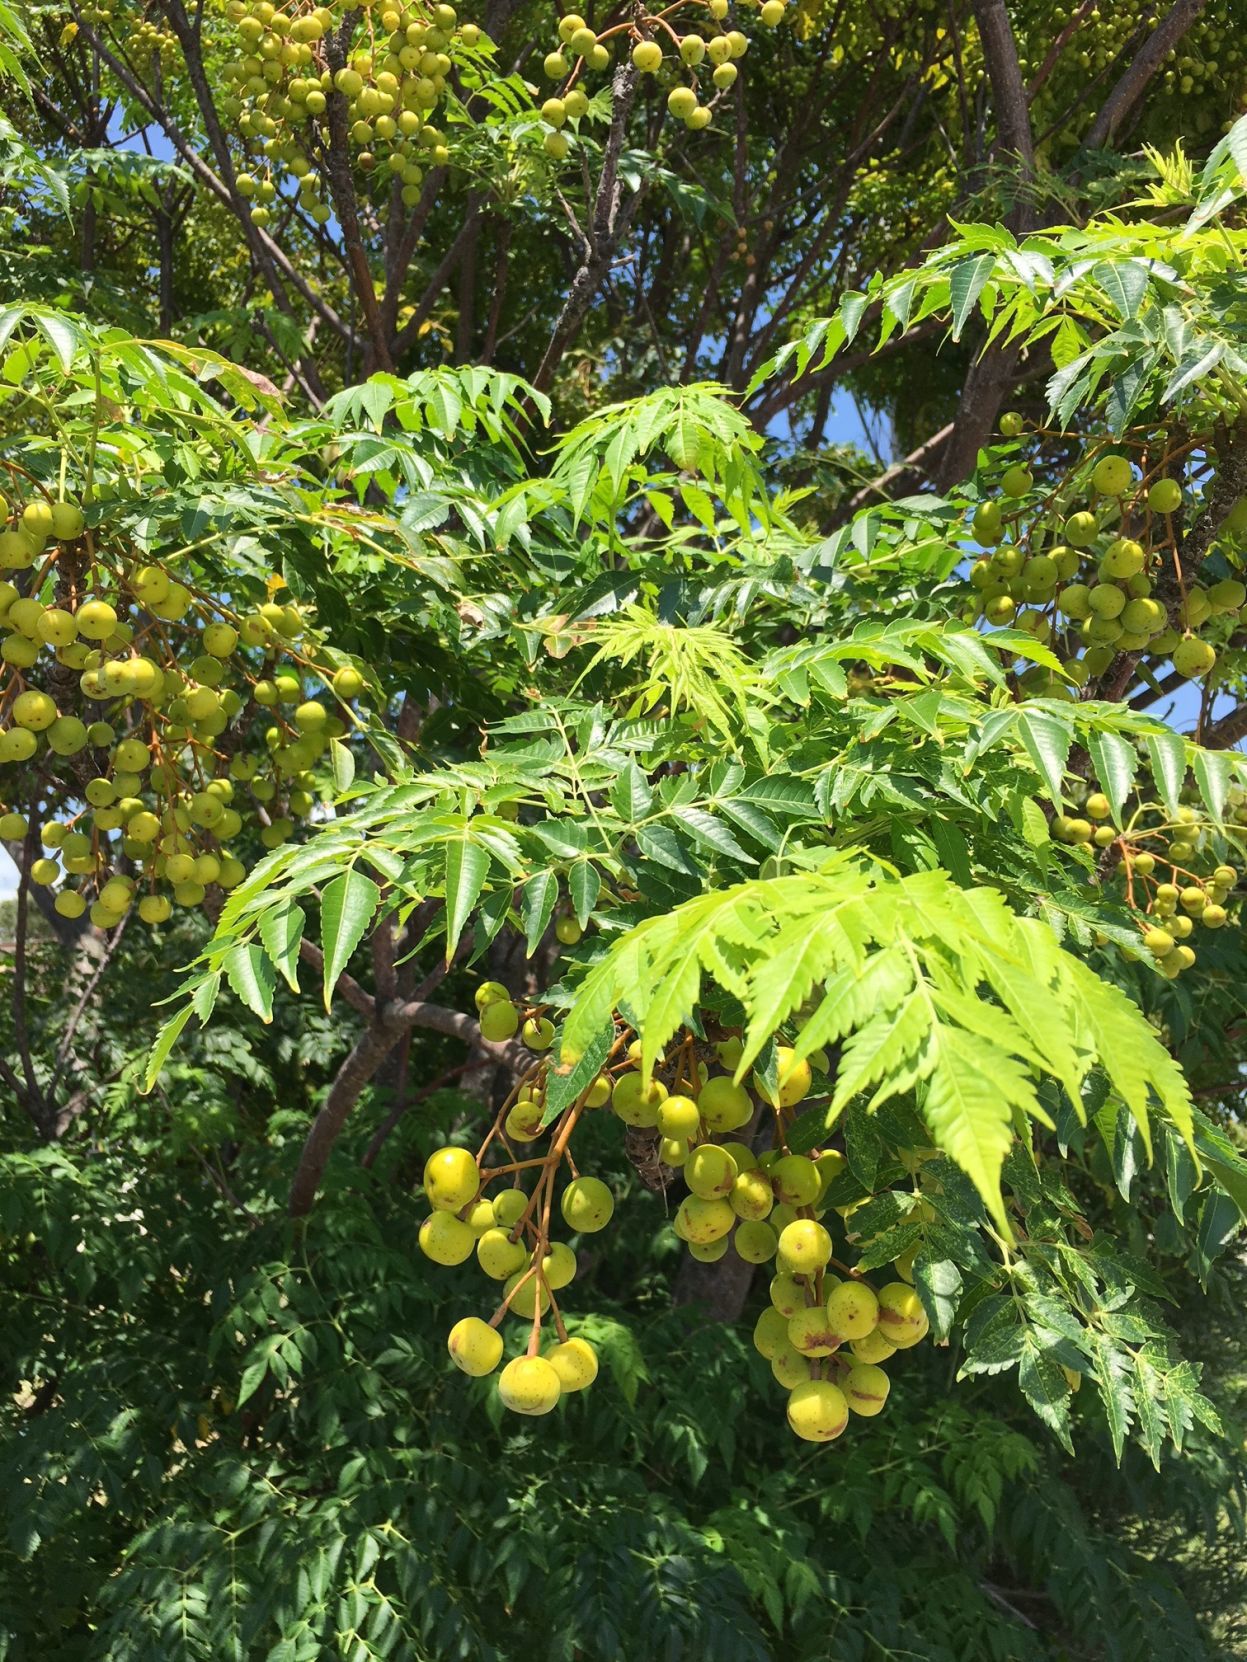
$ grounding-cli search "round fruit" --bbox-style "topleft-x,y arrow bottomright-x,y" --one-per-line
1064,511 -> 1098,546
447,1316 -> 503,1376
788,1306 -> 838,1355
480,999 -> 520,1041
555,915 -> 583,945
972,501 -> 1002,545
730,1169 -> 774,1220
1092,454 -> 1133,496
631,38 -> 662,70
876,1282 -> 929,1347
686,1143 -> 737,1199
826,1281 -> 879,1341
734,1220 -> 778,1262
753,1047 -> 812,1108
777,1218 -> 832,1273
545,1337 -> 597,1391
419,1210 -> 476,1264
999,411 -> 1024,436
850,1328 -> 896,1364
611,1071 -> 667,1126
1148,479 -> 1182,513
770,1154 -> 821,1206
423,1146 -> 479,1211
658,1094 -> 701,1139
13,690 -> 56,730
492,1189 -> 528,1229
542,1241 -> 577,1289
475,980 -> 511,1009
786,1380 -> 849,1442
752,1306 -> 790,1358
769,1273 -> 806,1317
697,1075 -> 752,1130
1001,465 -> 1032,497
522,1016 -> 556,1051
477,1227 -> 528,1279
845,1362 -> 890,1416
675,1194 -> 735,1243
497,1355 -> 561,1415
561,1176 -> 613,1232
1172,635 -> 1216,678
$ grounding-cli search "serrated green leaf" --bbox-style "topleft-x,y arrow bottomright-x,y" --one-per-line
259,902 -> 305,992
223,943 -> 276,1022
443,838 -> 490,962
320,868 -> 381,1007
522,868 -> 559,955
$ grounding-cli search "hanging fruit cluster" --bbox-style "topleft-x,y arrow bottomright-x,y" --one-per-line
534,0 -> 768,157
419,987 -> 928,1439
0,476 -> 370,928
219,0 -> 483,221
968,429 -> 1247,688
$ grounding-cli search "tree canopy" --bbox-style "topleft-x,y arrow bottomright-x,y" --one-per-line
2,0 -> 1247,1656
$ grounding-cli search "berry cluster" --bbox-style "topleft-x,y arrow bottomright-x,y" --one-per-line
534,0 -> 766,156
418,991 -> 928,1438
220,0 -> 481,221
0,480 -> 369,927
969,429 -> 1247,690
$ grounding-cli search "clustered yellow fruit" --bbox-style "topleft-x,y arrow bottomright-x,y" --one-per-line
969,439 -> 1247,696
0,488 -> 374,927
219,0 -> 478,219
423,1006 -> 926,1442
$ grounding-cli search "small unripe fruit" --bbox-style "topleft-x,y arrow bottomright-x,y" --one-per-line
770,1154 -> 821,1205
753,1046 -> 812,1108
778,1218 -> 832,1273
1001,464 -> 1032,497
845,1362 -> 890,1416
753,1306 -> 790,1358
850,1328 -> 896,1364
1172,635 -> 1216,678
730,1168 -> 775,1220
1092,454 -> 1133,496
1064,510 -> 1098,546
611,1071 -> 667,1126
826,1281 -> 879,1341
658,1094 -> 701,1139
448,1316 -> 503,1376
542,1240 -> 577,1289
686,1143 -> 737,1199
477,1227 -> 527,1279
1148,478 -> 1182,513
555,915 -> 583,945
423,1146 -> 479,1211
419,1210 -> 476,1264
546,1336 -> 597,1391
676,1194 -> 735,1243
769,1273 -> 806,1317
561,1175 -> 613,1232
999,411 -> 1024,436
734,1220 -> 778,1262
522,1015 -> 556,1051
786,1380 -> 848,1442
876,1282 -> 929,1347
631,38 -> 662,70
492,1189 -> 527,1229
697,1074 -> 752,1130
788,1306 -> 838,1355
480,999 -> 520,1041
498,1355 -> 561,1415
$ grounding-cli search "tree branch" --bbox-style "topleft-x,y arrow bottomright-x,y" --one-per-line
531,63 -> 640,393
1083,0 -> 1208,149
